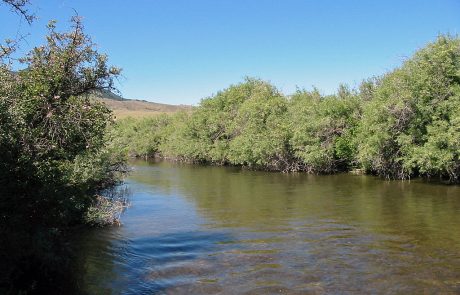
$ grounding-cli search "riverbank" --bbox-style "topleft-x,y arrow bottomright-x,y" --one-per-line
110,36 -> 460,183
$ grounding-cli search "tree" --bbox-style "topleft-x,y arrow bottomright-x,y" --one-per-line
0,17 -> 126,293
0,17 -> 123,227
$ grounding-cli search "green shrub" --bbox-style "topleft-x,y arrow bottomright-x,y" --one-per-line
0,18 -> 127,292
110,114 -> 172,158
356,35 -> 460,180
111,35 -> 460,183
287,86 -> 360,173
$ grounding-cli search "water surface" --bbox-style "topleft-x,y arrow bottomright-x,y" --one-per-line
76,160 -> 460,294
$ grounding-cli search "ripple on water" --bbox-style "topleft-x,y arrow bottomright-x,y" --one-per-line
77,162 -> 460,294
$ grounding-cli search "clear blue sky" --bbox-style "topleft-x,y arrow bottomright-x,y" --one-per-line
1,0 -> 459,105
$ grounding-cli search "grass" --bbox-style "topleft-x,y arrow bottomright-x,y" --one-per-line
97,97 -> 193,118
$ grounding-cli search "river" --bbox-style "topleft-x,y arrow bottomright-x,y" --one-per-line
75,160 -> 460,294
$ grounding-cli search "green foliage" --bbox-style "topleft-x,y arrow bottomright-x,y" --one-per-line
109,114 -> 171,158
0,18 -> 125,228
225,79 -> 289,169
151,79 -> 293,170
155,111 -> 204,161
159,78 -> 290,168
0,18 -> 127,293
288,87 -> 360,173
356,35 -> 460,181
112,35 -> 460,183
114,79 -> 359,173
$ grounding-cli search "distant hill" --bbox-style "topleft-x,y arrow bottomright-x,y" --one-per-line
91,90 -> 193,118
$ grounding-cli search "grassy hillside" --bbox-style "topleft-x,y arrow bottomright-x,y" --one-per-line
92,90 -> 192,118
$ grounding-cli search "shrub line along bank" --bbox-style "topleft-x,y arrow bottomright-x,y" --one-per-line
112,35 -> 460,183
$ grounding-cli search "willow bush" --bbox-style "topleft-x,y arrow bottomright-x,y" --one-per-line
356,35 -> 460,181
113,35 -> 460,183
287,85 -> 361,173
109,114 -> 171,158
0,18 -> 127,293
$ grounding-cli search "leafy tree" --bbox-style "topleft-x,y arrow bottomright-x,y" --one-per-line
0,17 -> 124,227
0,17 -> 126,293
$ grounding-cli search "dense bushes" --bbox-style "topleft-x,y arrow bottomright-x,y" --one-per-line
109,114 -> 171,158
113,35 -> 460,183
115,81 -> 360,173
288,86 -> 360,173
0,18 -> 127,293
0,18 -> 126,229
356,35 -> 460,181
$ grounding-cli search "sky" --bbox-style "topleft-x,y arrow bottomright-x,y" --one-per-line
1,0 -> 459,105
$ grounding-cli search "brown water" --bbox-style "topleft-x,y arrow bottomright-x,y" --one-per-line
76,160 -> 460,294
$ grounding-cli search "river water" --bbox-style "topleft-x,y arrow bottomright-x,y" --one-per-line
75,160 -> 460,294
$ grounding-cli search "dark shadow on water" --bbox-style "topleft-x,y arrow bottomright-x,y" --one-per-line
0,227 -> 84,295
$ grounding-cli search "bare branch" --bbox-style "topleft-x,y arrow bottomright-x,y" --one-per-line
1,0 -> 35,24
